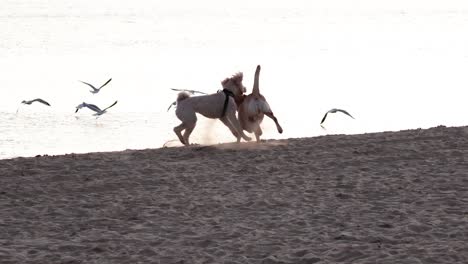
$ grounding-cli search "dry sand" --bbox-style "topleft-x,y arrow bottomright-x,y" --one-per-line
1,125 -> 468,263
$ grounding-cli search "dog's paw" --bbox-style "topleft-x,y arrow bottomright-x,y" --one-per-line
277,125 -> 283,134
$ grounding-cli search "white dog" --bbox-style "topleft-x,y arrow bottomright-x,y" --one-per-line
173,72 -> 252,145
236,65 -> 283,142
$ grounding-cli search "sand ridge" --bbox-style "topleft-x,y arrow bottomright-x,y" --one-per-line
1,126 -> 468,263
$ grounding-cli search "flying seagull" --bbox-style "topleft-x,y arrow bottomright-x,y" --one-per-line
167,88 -> 208,111
79,78 -> 112,94
170,88 -> 208,95
21,98 -> 51,106
320,108 -> 355,126
17,98 -> 51,113
75,101 -> 118,116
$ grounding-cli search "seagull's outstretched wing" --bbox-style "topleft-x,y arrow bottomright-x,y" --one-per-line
171,88 -> 189,93
33,98 -> 51,106
170,88 -> 208,95
320,112 -> 329,124
167,101 -> 176,111
321,108 -> 355,125
79,81 -> 98,91
99,78 -> 112,90
86,104 -> 103,113
102,100 -> 118,112
336,109 -> 355,119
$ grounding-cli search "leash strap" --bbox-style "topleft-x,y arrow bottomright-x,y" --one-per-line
221,89 -> 234,117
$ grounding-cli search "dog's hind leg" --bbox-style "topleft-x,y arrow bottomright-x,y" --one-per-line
175,105 -> 197,146
265,112 -> 283,134
254,127 -> 263,142
174,123 -> 187,145
182,121 -> 196,145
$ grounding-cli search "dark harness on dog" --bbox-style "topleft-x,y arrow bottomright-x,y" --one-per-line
221,89 -> 234,117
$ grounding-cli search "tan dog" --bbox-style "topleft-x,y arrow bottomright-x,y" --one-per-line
173,72 -> 252,145
236,65 -> 283,142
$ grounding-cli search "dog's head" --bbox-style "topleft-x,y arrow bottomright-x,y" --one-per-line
221,72 -> 246,97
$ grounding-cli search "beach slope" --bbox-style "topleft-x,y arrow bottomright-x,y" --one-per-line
1,125 -> 468,263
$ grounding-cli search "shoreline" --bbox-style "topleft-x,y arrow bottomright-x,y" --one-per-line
1,125 -> 455,161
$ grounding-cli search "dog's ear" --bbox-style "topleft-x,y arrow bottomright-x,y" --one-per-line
232,72 -> 243,84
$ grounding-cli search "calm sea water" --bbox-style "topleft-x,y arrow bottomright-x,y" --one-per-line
1,0 -> 468,159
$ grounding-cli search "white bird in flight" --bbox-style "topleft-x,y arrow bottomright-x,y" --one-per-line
79,78 -> 112,94
75,101 -> 118,116
21,98 -> 51,106
320,108 -> 355,126
167,88 -> 207,111
170,88 -> 208,95
17,98 -> 51,113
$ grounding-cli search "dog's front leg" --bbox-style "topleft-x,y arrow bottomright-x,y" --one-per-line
265,112 -> 283,134
220,116 -> 242,142
226,112 -> 252,142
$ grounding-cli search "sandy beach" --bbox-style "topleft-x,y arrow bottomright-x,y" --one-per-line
1,125 -> 468,263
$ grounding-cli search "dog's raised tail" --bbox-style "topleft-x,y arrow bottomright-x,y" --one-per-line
176,92 -> 191,102
253,65 -> 261,96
